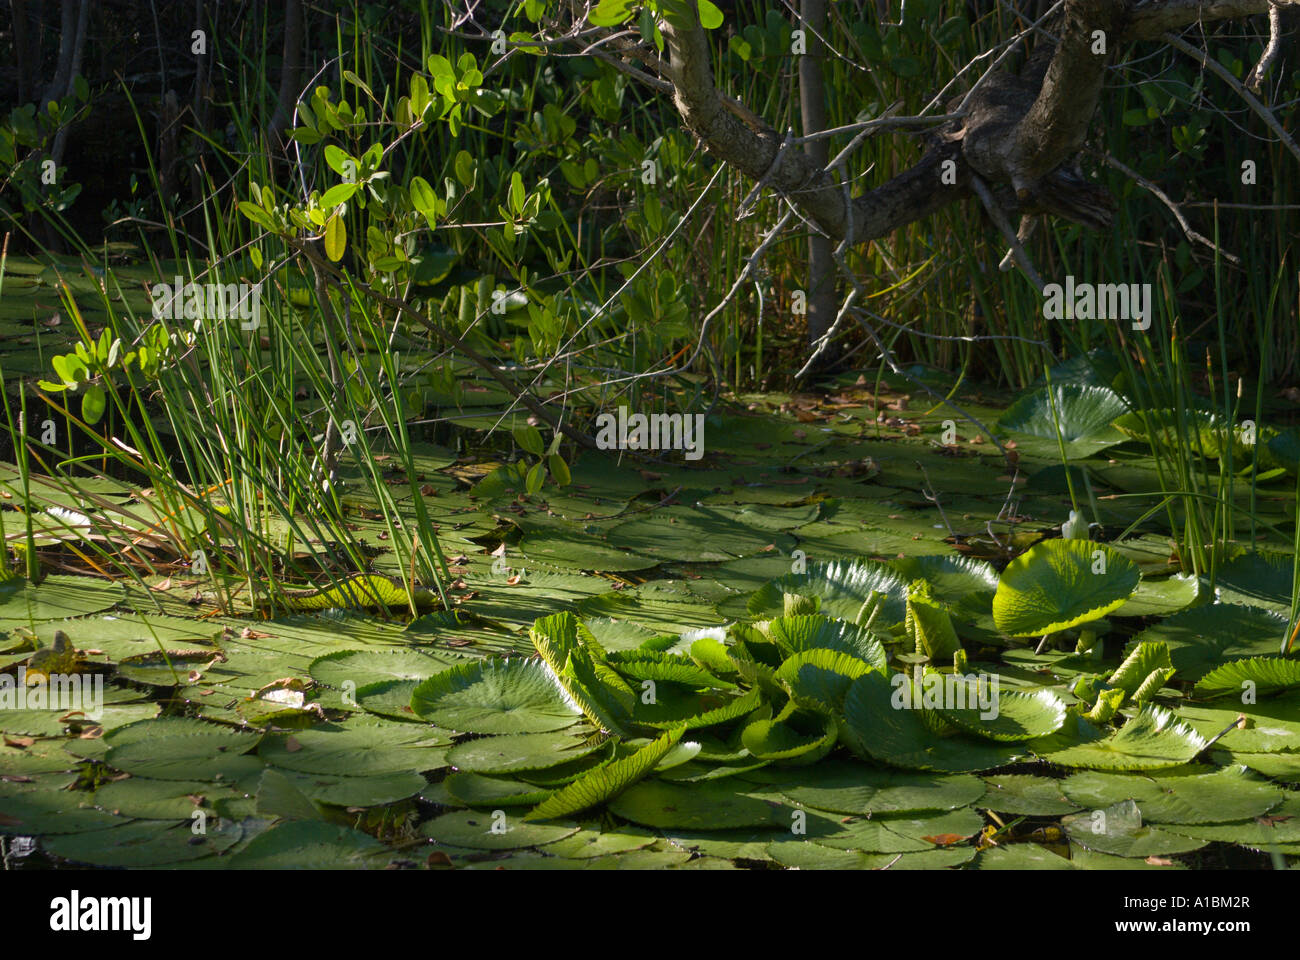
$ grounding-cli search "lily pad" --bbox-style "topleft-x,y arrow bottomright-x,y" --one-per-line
993,540 -> 1140,637
409,658 -> 582,734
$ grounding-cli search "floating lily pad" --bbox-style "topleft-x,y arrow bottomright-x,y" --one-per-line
105,717 -> 263,781
421,808 -> 579,849
776,760 -> 985,815
221,820 -> 390,868
975,843 -> 1186,869
608,779 -> 787,830
44,818 -> 242,867
1127,604 -> 1289,681
409,658 -> 582,734
259,720 -> 449,776
0,576 -> 124,630
1062,766 -> 1283,824
1062,800 -> 1208,858
446,730 -> 602,775
979,775 -> 1081,816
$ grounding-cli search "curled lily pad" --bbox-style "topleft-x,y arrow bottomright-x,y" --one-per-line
525,727 -> 683,821
763,615 -> 887,670
993,540 -> 1140,637
840,671 -> 1023,772
939,687 -> 1069,742
1194,656 -> 1300,698
748,559 -> 909,627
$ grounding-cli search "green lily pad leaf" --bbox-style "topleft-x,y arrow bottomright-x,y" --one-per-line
764,615 -> 887,669
409,658 -> 582,734
777,760 -> 985,815
979,775 -> 1081,815
0,576 -> 125,630
255,767 -> 324,821
525,727 -> 683,821
543,824 -> 658,858
740,710 -> 837,763
766,842 -> 975,870
446,730 -> 602,775
748,559 -> 909,626
93,778 -> 236,819
1062,766 -> 1282,824
993,540 -> 1140,637
608,779 -> 787,830
1159,795 -> 1300,849
0,790 -> 125,835
975,843 -> 1186,869
1127,604 -> 1288,682
259,720 -> 449,776
890,554 -> 999,598
1108,640 -> 1174,698
1210,749 -> 1300,783
223,820 -> 390,868
1194,656 -> 1300,698
309,648 -> 457,691
1214,551 -> 1294,613
273,768 -> 429,808
44,818 -> 242,867
444,772 -> 553,807
1114,573 -> 1201,618
105,717 -> 262,781
421,808 -> 579,849
1032,705 -> 1208,770
605,650 -> 733,688
841,672 -> 1024,772
774,647 -> 876,713
1062,800 -> 1208,858
939,687 -> 1069,742
997,383 -> 1129,459
605,505 -> 796,562
632,686 -> 762,731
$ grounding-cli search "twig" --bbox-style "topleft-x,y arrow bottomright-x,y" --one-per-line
1164,31 -> 1300,166
1093,150 -> 1242,265
1245,1 -> 1285,93
969,174 -> 1046,292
